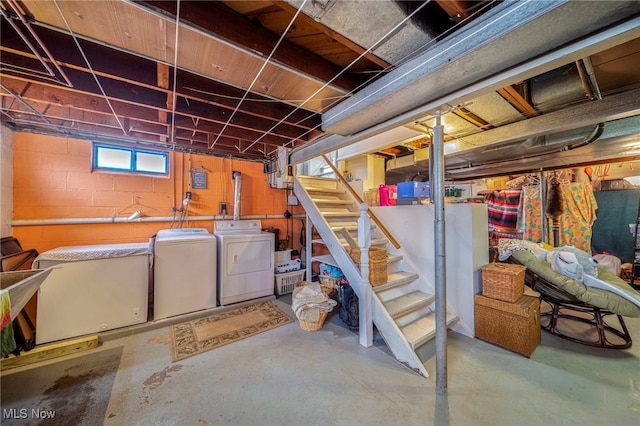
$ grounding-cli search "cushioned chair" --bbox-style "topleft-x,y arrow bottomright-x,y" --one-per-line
1,237 -> 38,272
506,249 -> 640,349
1,237 -> 39,352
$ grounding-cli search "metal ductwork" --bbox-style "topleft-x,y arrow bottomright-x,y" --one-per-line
288,0 -> 438,65
385,115 -> 640,181
528,63 -> 590,112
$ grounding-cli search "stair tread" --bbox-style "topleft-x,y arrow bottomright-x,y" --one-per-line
330,224 -> 376,231
306,187 -> 345,194
373,271 -> 418,291
384,290 -> 433,318
312,199 -> 353,205
311,254 -> 337,266
322,211 -> 360,217
340,238 -> 388,248
402,312 -> 459,349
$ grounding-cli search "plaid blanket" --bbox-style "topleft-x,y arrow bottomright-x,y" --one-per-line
485,190 -> 521,229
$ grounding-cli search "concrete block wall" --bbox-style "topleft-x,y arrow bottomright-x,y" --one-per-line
11,133 -> 304,254
1,125 -> 13,238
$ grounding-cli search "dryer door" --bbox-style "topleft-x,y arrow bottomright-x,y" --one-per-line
226,238 -> 273,276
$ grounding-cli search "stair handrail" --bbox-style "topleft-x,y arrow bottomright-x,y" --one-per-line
321,154 -> 401,249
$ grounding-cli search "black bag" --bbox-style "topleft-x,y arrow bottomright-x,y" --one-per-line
338,283 -> 359,329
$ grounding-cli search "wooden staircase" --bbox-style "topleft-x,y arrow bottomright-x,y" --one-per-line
294,175 -> 458,377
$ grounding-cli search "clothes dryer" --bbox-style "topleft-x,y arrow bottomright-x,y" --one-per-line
214,220 -> 274,306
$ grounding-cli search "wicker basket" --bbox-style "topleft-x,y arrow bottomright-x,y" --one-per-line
293,281 -> 333,332
481,262 -> 526,302
318,275 -> 341,295
348,247 -> 388,286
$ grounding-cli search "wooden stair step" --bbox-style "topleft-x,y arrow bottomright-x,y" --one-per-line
322,211 -> 360,218
305,187 -> 345,195
339,238 -> 388,248
312,199 -> 353,205
373,271 -> 418,293
330,224 -> 376,232
402,312 -> 459,350
383,291 -> 433,318
387,254 -> 402,265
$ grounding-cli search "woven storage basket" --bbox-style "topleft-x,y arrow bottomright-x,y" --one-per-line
348,247 -> 388,286
293,281 -> 333,332
481,262 -> 526,302
474,294 -> 541,357
318,275 -> 341,294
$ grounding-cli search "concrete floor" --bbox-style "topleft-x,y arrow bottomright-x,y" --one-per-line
2,295 -> 640,426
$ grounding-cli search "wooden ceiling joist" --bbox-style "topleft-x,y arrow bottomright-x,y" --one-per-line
137,0 -> 358,91
0,23 -> 323,130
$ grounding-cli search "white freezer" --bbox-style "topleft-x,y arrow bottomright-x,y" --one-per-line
34,243 -> 151,344
153,229 -> 217,320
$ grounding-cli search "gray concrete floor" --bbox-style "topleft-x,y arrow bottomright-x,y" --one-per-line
2,295 -> 640,426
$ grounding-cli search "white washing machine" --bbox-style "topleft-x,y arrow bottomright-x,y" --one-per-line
154,228 -> 217,320
214,220 -> 274,306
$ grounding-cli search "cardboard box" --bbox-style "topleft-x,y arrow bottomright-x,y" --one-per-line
474,294 -> 541,357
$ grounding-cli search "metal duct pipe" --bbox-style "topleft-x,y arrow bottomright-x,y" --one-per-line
528,63 -> 587,112
524,124 -> 600,148
233,171 -> 242,220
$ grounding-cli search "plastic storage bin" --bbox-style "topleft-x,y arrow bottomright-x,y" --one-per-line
397,181 -> 430,198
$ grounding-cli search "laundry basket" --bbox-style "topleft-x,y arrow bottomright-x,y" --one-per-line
293,281 -> 333,332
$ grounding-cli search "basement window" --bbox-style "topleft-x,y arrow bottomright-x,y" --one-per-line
93,144 -> 168,175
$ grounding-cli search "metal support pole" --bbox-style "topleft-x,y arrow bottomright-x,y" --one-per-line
433,110 -> 447,395
305,214 -> 313,281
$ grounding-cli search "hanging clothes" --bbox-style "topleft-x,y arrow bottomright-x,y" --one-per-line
519,185 -> 543,243
555,182 -> 598,252
519,182 -> 597,252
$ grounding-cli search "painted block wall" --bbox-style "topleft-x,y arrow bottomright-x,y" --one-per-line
11,133 -> 304,254
1,125 -> 13,238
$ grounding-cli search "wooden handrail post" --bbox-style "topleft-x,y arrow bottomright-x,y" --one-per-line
321,154 -> 401,249
358,203 -> 373,348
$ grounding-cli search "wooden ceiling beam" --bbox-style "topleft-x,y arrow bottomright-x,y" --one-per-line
137,0 -> 357,92
3,77 -> 295,146
0,23 -> 322,130
4,109 -> 268,158
0,68 -> 311,144
275,1 -> 391,70
497,85 -> 540,119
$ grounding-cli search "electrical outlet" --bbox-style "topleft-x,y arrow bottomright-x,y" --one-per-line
219,202 -> 227,215
133,307 -> 140,322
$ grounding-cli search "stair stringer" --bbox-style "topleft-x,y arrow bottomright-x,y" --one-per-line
294,176 -> 438,377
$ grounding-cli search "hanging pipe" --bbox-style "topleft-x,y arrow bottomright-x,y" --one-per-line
233,171 -> 242,220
